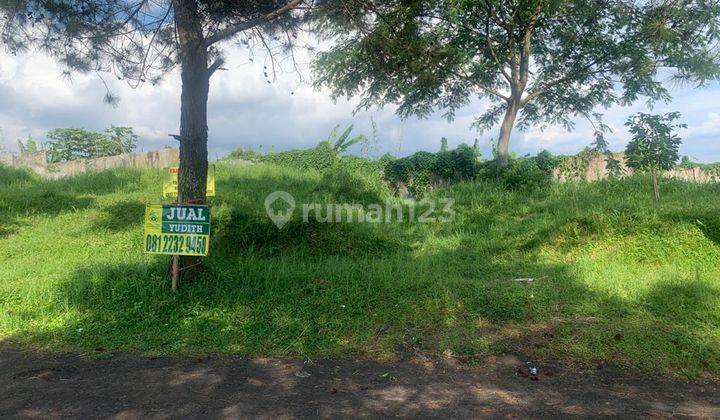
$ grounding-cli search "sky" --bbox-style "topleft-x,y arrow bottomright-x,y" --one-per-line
1,45 -> 720,162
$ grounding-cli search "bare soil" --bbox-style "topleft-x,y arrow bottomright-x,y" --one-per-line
1,348 -> 718,418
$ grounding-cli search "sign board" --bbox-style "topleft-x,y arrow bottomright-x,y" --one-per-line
163,165 -> 215,198
144,204 -> 211,256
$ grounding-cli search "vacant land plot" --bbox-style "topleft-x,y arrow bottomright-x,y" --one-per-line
1,163 -> 719,380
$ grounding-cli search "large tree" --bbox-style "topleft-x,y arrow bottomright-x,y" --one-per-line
1,0 -> 309,200
313,0 -> 720,166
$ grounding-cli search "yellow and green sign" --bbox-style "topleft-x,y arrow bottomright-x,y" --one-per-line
163,165 -> 215,198
144,204 -> 211,256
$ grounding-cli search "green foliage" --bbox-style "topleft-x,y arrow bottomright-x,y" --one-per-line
314,0 -> 720,163
533,149 -> 563,173
625,112 -> 686,201
258,125 -> 375,171
318,164 -> 390,204
17,134 -> 39,154
625,112 -> 685,173
555,148 -> 600,181
45,126 -> 137,163
225,147 -> 262,161
590,121 -> 625,178
260,142 -> 339,171
500,158 -> 553,191
320,124 -> 366,154
378,153 -> 396,165
384,144 -> 481,197
2,0 -> 307,90
336,155 -> 385,174
478,152 -> 558,191
678,155 -> 695,169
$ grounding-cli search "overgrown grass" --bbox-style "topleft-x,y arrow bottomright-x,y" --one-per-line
1,163 -> 719,379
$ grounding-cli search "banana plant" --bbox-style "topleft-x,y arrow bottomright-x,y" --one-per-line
321,125 -> 366,154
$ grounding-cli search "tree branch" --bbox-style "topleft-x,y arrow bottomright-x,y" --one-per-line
204,0 -> 304,46
521,56 -> 608,105
485,17 -> 512,84
518,3 -> 542,89
447,69 -> 509,101
207,57 -> 225,77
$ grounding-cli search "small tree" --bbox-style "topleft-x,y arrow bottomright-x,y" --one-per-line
104,126 -> 139,156
17,134 -> 39,154
440,137 -> 449,152
321,124 -> 366,154
624,112 -> 685,201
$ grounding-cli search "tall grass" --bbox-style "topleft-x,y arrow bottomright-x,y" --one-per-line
0,163 -> 718,379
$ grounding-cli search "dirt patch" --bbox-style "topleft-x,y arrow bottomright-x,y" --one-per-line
1,348 -> 718,418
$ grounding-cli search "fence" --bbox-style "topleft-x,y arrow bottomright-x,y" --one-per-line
0,148 -> 179,179
553,152 -> 716,183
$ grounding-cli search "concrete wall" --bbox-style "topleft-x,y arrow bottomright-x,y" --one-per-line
554,152 -> 717,183
0,148 -> 179,178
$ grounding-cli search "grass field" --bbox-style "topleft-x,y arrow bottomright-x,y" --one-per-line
1,162 -> 719,379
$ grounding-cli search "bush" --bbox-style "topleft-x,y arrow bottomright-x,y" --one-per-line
336,155 -> 385,175
317,165 -> 389,204
384,144 -> 481,197
500,158 -> 553,190
533,149 -> 563,173
225,147 -> 262,161
260,142 -> 338,171
477,151 -> 558,191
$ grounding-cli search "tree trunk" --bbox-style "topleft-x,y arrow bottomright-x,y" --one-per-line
173,0 -> 209,204
497,100 -> 520,168
171,0 -> 209,283
652,168 -> 660,202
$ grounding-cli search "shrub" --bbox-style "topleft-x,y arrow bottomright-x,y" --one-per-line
225,147 -> 262,161
333,156 -> 385,180
477,152 -> 556,191
500,158 -> 552,191
260,142 -> 338,171
533,149 -> 563,173
318,165 -> 389,204
383,144 -> 481,197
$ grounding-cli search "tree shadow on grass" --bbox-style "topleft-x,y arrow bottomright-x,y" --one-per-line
3,221 -> 719,379
0,166 -> 149,239
90,200 -> 145,232
0,190 -> 95,239
643,278 -> 720,327
211,171 -> 408,258
212,211 -> 412,258
662,210 -> 720,246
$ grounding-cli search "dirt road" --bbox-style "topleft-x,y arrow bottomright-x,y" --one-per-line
1,348 -> 718,418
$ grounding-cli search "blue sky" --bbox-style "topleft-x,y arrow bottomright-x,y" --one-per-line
1,47 -> 719,163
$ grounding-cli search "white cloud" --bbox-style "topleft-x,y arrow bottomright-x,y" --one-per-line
1,47 -> 720,162
683,112 -> 720,137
